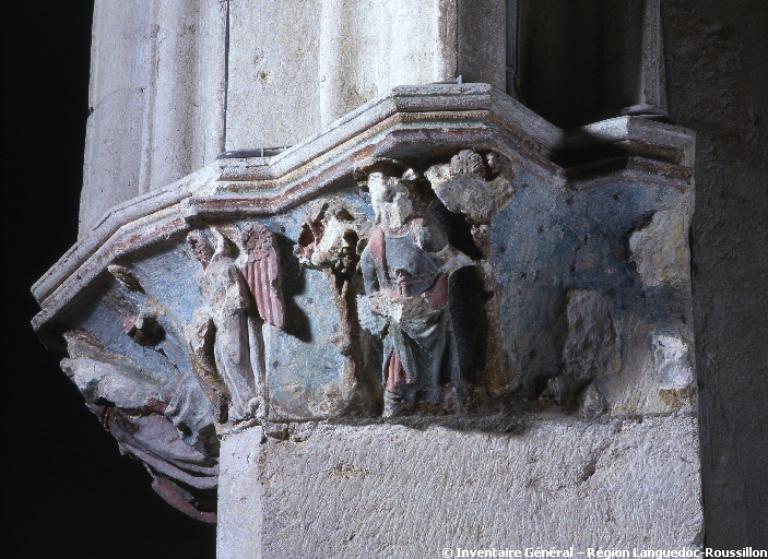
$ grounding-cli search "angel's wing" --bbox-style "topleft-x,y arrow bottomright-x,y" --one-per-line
240,223 -> 285,328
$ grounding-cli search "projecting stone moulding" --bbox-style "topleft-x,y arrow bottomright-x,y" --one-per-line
31,84 -> 697,522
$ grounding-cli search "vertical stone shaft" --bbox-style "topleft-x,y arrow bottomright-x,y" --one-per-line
80,0 -> 226,235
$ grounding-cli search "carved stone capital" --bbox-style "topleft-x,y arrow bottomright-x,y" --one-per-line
32,84 -> 696,520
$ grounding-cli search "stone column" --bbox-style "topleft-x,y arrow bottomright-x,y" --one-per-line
80,0 -> 227,234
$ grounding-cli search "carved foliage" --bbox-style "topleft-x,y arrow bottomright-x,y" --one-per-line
425,149 -> 514,225
295,200 -> 370,289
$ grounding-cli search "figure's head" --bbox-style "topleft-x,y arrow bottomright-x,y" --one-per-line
188,228 -> 239,268
186,230 -> 214,268
369,173 -> 414,229
355,158 -> 420,229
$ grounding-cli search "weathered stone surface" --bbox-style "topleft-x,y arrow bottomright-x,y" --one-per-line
218,415 -> 703,557
561,290 -> 619,384
226,0 -> 322,150
80,0 -> 153,235
217,426 -> 264,559
316,0 -> 458,126
426,149 -> 515,224
663,1 -> 768,544
136,0 -> 227,194
61,349 -> 163,412
630,209 -> 690,287
545,289 -> 618,416
456,0 -> 507,88
489,158 -> 694,416
652,334 -> 695,391
227,0 -> 457,147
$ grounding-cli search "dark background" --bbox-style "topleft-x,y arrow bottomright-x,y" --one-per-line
3,0 -> 767,556
2,2 -> 215,558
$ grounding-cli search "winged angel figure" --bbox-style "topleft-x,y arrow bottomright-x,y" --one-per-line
186,223 -> 284,422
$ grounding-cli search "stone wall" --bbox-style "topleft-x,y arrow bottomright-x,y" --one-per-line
664,0 -> 768,547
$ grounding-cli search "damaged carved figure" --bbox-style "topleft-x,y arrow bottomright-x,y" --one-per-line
356,158 -> 474,416
186,224 -> 284,423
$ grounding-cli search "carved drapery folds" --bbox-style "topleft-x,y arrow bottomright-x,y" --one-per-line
60,330 -> 218,523
355,157 -> 478,415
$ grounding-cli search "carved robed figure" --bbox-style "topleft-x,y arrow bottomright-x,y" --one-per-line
357,159 -> 472,415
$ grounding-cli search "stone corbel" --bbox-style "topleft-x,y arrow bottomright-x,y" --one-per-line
31,84 -> 696,521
